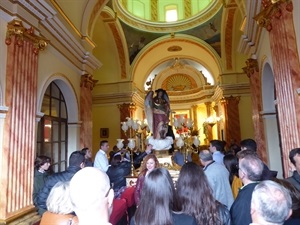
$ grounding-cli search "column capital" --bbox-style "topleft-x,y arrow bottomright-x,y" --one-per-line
242,58 -> 259,78
254,0 -> 293,31
221,96 -> 241,105
5,19 -> 49,54
80,74 -> 98,90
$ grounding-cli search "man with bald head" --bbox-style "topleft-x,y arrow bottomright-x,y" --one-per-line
230,153 -> 264,225
250,180 -> 292,225
69,167 -> 114,225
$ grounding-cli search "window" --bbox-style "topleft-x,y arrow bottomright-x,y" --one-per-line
166,6 -> 178,22
37,82 -> 68,172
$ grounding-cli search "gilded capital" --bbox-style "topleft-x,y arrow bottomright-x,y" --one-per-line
242,58 -> 259,78
80,74 -> 98,90
5,19 -> 49,54
254,0 -> 292,31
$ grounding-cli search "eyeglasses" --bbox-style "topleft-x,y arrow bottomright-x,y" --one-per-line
105,187 -> 112,197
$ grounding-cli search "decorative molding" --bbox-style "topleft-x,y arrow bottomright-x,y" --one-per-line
254,0 -> 292,31
242,58 -> 259,77
5,20 -> 48,54
80,74 -> 98,90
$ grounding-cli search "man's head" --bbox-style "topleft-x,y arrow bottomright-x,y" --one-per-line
289,148 -> 300,174
69,151 -> 85,168
100,140 -> 109,153
81,147 -> 92,159
251,180 -> 292,225
70,167 -> 114,223
199,149 -> 213,166
238,153 -> 263,184
240,138 -> 257,152
209,140 -> 223,153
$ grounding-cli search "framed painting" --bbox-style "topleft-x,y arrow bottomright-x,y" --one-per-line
100,128 -> 109,138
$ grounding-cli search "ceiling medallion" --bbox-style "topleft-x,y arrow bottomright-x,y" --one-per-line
167,45 -> 182,52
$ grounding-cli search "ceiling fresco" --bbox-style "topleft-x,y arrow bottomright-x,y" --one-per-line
107,0 -> 222,64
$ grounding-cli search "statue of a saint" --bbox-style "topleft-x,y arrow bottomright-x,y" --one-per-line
145,89 -> 173,150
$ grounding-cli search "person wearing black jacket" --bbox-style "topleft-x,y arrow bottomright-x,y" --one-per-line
36,151 -> 85,215
107,145 -> 152,198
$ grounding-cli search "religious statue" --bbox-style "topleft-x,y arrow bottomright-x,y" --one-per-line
144,89 -> 173,150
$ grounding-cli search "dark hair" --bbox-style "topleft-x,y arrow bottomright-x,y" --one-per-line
175,162 -> 223,225
210,140 -> 224,152
69,151 -> 85,167
134,168 -> 174,225
289,148 -> 300,166
81,147 -> 89,155
34,155 -> 51,170
239,154 -> 263,181
100,140 -> 108,147
240,138 -> 257,152
110,154 -> 122,166
274,179 -> 300,218
223,154 -> 239,184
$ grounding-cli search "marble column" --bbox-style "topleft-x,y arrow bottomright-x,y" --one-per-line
0,20 -> 47,221
255,0 -> 300,177
191,105 -> 198,131
242,59 -> 267,163
204,102 -> 213,142
221,96 -> 241,146
80,74 -> 98,149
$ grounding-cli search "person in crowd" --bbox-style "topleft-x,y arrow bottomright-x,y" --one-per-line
223,154 -> 242,199
199,150 -> 234,209
132,144 -> 153,169
70,167 -> 114,225
40,181 -> 78,225
107,144 -> 153,198
173,149 -> 192,166
175,162 -> 230,225
250,180 -> 292,225
209,140 -> 225,164
240,138 -> 277,180
134,154 -> 160,205
286,148 -> 300,191
230,153 -> 264,225
36,151 -> 85,215
33,155 -> 51,206
130,168 -> 197,225
274,179 -> 300,225
94,140 -> 110,172
81,147 -> 93,167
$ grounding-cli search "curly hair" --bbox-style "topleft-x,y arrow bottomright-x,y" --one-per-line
138,154 -> 160,175
174,162 -> 223,225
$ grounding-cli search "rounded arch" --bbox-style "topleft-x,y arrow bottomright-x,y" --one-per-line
37,73 -> 79,123
261,61 -> 283,178
130,34 -> 222,91
262,63 -> 275,112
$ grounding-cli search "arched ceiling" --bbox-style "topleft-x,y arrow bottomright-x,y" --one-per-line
52,0 -> 247,105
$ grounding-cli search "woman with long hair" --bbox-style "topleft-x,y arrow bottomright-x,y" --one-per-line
175,162 -> 230,225
131,168 -> 197,225
223,154 -> 242,199
134,153 -> 159,205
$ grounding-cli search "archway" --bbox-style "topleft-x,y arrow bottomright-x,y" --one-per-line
261,63 -> 283,178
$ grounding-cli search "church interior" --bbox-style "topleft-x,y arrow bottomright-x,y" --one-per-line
0,0 -> 300,224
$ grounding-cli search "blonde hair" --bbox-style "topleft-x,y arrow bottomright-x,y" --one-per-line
46,181 -> 73,214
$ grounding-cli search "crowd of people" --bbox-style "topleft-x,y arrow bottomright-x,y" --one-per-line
32,138 -> 300,225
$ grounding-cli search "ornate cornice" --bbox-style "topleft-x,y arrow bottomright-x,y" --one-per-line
254,0 -> 293,31
5,20 -> 49,54
242,58 -> 259,78
80,74 -> 98,90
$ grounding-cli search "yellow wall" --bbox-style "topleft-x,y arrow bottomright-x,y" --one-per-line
239,95 -> 254,139
92,104 -> 120,156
